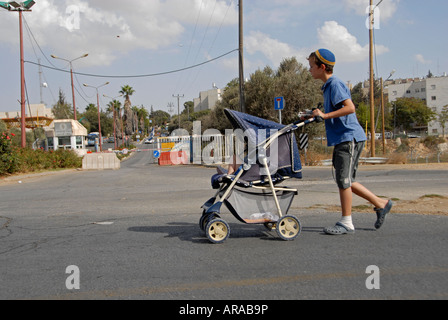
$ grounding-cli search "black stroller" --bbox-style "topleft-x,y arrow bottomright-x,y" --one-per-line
200,109 -> 320,243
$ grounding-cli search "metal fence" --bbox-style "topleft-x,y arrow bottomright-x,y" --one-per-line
157,134 -> 241,165
156,135 -> 448,165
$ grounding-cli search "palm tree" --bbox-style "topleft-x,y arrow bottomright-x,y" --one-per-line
107,100 -> 122,148
119,85 -> 135,136
137,106 -> 149,134
131,106 -> 139,134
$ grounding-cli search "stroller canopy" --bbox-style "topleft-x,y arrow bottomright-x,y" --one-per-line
224,109 -> 302,180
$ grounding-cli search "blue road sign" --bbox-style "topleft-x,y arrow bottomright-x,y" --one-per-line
275,97 -> 285,110
153,150 -> 161,159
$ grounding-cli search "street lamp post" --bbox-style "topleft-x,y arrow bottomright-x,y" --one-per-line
379,70 -> 396,154
51,53 -> 88,121
0,0 -> 36,148
238,0 -> 245,113
83,82 -> 110,152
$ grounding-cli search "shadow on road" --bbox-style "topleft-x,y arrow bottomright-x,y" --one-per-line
128,222 -> 294,243
127,220 -> 375,244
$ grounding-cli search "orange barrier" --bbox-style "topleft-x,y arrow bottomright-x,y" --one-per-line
158,151 -> 189,166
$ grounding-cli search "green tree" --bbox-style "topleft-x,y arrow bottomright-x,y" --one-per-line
351,82 -> 368,106
52,89 -> 73,119
391,97 -> 436,132
438,105 -> 448,137
81,103 -> 100,133
183,101 -> 194,120
119,85 -> 135,135
107,100 -> 123,139
151,110 -> 171,127
135,106 -> 149,134
202,57 -> 323,134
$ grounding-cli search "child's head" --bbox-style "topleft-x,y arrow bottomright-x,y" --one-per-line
308,49 -> 335,74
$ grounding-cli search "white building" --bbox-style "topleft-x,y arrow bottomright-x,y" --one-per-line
388,76 -> 448,136
45,119 -> 88,156
193,88 -> 222,113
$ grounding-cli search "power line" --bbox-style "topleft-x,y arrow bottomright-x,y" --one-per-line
24,48 -> 238,79
181,0 -> 235,94
22,15 -> 58,69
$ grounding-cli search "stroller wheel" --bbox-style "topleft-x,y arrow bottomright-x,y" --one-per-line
199,212 -> 220,232
276,215 -> 301,241
205,219 -> 230,244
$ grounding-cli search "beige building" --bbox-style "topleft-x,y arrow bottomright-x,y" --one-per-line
193,88 -> 222,112
0,104 -> 54,120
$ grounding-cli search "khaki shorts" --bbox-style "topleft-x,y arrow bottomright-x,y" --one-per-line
333,140 -> 365,190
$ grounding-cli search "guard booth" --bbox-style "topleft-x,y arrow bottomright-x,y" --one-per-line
46,120 -> 88,156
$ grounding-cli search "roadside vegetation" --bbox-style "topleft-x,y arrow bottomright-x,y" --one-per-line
0,128 -> 82,177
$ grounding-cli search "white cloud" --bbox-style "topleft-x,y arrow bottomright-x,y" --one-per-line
243,20 -> 391,72
0,0 -> 237,67
415,54 -> 432,65
317,21 -> 389,63
245,31 -> 309,68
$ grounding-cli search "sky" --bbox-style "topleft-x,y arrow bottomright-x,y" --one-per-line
0,0 -> 446,116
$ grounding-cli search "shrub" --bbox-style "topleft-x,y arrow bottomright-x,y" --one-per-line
386,152 -> 408,164
1,142 -> 82,176
422,136 -> 445,150
0,131 -> 19,175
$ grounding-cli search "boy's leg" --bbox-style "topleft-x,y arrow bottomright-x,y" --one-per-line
351,182 -> 393,229
340,187 -> 353,217
351,182 -> 388,209
339,187 -> 355,230
324,142 -> 356,235
324,186 -> 356,234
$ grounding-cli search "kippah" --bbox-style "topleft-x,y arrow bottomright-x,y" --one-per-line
315,49 -> 336,66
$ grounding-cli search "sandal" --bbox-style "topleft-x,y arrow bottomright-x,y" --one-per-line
323,222 -> 355,235
374,200 -> 393,230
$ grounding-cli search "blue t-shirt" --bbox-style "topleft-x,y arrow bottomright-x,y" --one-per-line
322,76 -> 366,146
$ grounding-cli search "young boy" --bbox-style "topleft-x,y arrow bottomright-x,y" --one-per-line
308,49 -> 393,235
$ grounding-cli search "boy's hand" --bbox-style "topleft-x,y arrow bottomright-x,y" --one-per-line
312,108 -> 325,120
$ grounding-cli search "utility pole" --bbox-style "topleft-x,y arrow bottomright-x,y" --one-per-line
369,0 -> 376,157
1,1 -> 35,148
173,94 -> 184,129
239,0 -> 246,113
380,77 -> 385,154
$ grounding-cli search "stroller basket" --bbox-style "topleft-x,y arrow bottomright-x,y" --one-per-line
225,188 -> 297,224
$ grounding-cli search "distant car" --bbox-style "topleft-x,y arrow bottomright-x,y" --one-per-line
144,138 -> 154,144
107,137 -> 115,143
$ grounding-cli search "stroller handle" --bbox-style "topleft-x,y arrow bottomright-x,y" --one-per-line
294,103 -> 324,126
292,117 -> 320,129
292,115 -> 322,128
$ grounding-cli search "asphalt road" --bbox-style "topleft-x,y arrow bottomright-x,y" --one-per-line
0,146 -> 447,301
